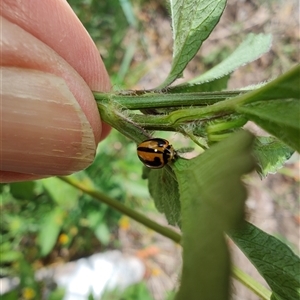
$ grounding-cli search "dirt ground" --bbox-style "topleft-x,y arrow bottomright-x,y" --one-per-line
119,0 -> 300,299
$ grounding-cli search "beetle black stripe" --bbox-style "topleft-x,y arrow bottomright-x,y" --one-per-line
140,157 -> 163,167
143,138 -> 167,146
137,147 -> 164,153
163,151 -> 171,164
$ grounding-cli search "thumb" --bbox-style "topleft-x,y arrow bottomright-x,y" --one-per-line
1,67 -> 96,177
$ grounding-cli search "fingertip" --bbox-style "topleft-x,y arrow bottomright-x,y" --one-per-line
100,122 -> 112,141
1,67 -> 96,176
0,171 -> 48,183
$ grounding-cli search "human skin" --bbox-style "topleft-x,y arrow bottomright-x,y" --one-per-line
0,0 -> 111,182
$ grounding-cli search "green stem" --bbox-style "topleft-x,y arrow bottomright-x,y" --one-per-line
232,266 -> 272,300
94,65 -> 299,135
94,90 -> 247,109
97,102 -> 151,143
129,103 -> 231,128
58,176 -> 181,244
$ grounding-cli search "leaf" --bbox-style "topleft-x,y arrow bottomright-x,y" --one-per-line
0,250 -> 21,263
102,282 -> 153,300
174,131 -> 255,300
237,99 -> 300,152
94,223 -> 111,246
18,259 -> 37,287
1,290 -> 19,300
168,75 -> 230,93
9,181 -> 35,200
121,282 -> 153,300
48,288 -> 66,300
148,167 -> 181,226
189,33 -> 272,84
235,64 -> 300,103
253,136 -> 294,178
41,177 -> 79,209
159,0 -> 227,88
37,207 -> 64,257
229,222 -> 300,300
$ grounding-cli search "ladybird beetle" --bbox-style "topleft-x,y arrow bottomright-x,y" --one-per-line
137,138 -> 177,169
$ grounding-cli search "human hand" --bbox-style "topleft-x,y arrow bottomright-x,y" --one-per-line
1,0 -> 111,182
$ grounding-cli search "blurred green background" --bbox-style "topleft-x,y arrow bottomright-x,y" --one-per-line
1,0 -> 299,299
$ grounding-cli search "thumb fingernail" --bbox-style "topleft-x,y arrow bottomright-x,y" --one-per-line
1,67 -> 96,175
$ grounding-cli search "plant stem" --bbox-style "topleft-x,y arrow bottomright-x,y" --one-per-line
95,65 -> 300,135
97,102 -> 151,143
232,266 -> 272,300
97,91 -> 245,132
94,90 -> 247,109
58,176 -> 181,244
